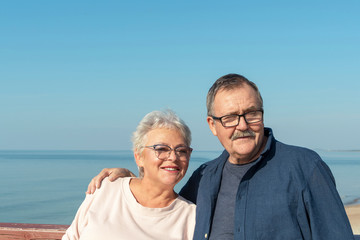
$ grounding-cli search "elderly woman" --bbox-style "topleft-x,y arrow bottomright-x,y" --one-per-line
62,110 -> 195,240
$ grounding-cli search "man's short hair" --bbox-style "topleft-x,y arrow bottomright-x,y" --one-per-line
206,73 -> 263,116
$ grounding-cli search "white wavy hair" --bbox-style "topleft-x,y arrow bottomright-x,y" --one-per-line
131,109 -> 192,177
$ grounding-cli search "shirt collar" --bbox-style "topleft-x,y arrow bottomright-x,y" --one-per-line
260,127 -> 274,157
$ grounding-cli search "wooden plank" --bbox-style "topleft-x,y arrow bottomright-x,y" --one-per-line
0,223 -> 68,240
1,222 -> 359,239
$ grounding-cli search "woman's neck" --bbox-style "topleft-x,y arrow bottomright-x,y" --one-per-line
129,178 -> 178,208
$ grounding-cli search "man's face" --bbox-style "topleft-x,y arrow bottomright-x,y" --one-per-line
207,85 -> 265,164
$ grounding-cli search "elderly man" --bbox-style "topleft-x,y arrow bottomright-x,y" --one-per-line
88,74 -> 354,239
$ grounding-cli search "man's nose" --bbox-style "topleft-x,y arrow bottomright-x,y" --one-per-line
235,116 -> 248,131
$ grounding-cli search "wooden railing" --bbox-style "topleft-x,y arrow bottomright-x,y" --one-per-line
1,222 -> 359,240
0,223 -> 68,240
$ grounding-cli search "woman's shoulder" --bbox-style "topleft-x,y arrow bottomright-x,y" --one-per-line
176,195 -> 196,208
173,196 -> 196,221
92,177 -> 132,195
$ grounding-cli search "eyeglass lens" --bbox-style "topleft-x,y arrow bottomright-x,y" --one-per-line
153,145 -> 190,160
221,111 -> 262,127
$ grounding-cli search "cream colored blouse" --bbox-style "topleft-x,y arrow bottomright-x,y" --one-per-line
62,177 -> 196,240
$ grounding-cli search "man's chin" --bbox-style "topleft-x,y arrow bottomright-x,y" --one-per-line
229,144 -> 258,160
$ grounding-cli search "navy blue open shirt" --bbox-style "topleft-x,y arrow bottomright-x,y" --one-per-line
180,128 -> 355,240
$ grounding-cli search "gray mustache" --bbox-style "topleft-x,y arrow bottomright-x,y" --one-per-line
231,130 -> 256,140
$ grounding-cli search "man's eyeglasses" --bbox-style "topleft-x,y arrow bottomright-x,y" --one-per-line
144,144 -> 193,161
211,110 -> 264,127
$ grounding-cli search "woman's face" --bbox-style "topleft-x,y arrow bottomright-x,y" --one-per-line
135,128 -> 190,188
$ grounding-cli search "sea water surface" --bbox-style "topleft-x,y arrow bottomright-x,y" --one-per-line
0,150 -> 359,225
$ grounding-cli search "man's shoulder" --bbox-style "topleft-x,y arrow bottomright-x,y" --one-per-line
264,141 -> 336,188
272,140 -> 324,170
275,141 -> 320,159
267,128 -> 320,161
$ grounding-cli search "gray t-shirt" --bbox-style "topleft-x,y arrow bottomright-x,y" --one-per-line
209,159 -> 257,240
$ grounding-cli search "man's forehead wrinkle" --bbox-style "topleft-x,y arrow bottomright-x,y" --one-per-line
213,93 -> 260,116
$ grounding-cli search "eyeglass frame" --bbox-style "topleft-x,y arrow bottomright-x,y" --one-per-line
211,109 -> 264,127
143,144 -> 193,161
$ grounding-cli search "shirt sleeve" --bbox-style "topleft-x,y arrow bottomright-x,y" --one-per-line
299,159 -> 354,239
62,194 -> 95,240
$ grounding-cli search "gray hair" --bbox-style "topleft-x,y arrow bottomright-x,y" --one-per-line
206,73 -> 263,116
132,109 -> 192,177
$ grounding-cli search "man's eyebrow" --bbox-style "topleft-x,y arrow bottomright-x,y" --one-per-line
246,106 -> 260,112
226,106 -> 259,115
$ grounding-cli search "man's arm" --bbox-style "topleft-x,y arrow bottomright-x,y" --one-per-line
86,168 -> 136,194
301,160 -> 354,239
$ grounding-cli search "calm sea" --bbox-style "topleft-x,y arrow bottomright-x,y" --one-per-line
0,150 -> 359,225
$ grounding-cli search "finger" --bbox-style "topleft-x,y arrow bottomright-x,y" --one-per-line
86,179 -> 96,194
108,174 -> 117,181
86,168 -> 111,194
95,168 -> 113,187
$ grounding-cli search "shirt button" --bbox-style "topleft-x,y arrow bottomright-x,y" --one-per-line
205,233 -> 208,238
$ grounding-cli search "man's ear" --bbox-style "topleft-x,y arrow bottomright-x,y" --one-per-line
207,116 -> 218,136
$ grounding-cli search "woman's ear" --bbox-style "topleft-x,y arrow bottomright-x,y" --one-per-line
134,150 -> 144,168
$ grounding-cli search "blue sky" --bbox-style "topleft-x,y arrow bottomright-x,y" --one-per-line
1,1 -> 359,151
